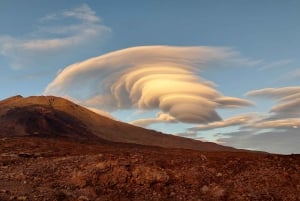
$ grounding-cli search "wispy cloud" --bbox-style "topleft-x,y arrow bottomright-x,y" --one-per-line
84,106 -> 115,119
0,4 -> 110,69
173,131 -> 198,139
215,96 -> 254,108
188,110 -> 300,153
247,86 -> 300,119
258,59 -> 294,71
130,112 -> 177,127
246,86 -> 300,98
62,4 -> 100,23
192,86 -> 300,153
217,128 -> 300,154
281,69 -> 300,81
189,113 -> 257,131
252,118 -> 300,129
45,45 -> 254,124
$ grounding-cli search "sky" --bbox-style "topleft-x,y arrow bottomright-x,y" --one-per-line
0,0 -> 300,154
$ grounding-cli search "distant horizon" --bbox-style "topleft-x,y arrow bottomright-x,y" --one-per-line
1,1 -> 299,154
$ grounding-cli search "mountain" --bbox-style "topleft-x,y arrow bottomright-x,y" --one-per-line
0,95 -> 235,151
1,95 -> 300,201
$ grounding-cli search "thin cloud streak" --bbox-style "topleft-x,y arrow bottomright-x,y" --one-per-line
253,118 -> 300,129
130,112 -> 177,127
216,96 -> 254,108
246,86 -> 300,98
258,59 -> 294,71
84,106 -> 115,120
189,113 -> 256,131
282,69 -> 300,81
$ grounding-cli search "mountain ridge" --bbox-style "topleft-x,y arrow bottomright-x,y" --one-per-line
0,95 -> 237,151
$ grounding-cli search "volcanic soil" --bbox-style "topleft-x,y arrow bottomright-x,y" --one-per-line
1,136 -> 300,201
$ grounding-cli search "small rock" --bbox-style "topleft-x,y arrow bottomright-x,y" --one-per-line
201,185 -> 209,193
95,162 -> 109,171
208,168 -> 216,174
17,196 -> 27,201
77,195 -> 89,201
211,186 -> 226,198
9,196 -> 15,201
18,152 -> 33,158
216,172 -> 222,177
0,189 -> 9,193
1,153 -> 18,158
118,160 -> 130,167
200,154 -> 208,161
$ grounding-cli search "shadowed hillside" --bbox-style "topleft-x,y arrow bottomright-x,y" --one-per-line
0,95 -> 236,151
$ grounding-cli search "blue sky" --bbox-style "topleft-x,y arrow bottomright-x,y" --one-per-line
0,0 -> 300,154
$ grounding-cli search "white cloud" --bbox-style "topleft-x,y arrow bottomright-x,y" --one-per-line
194,86 -> 300,153
54,95 -> 115,119
270,99 -> 300,119
181,104 -> 300,154
258,59 -> 294,71
130,112 -> 177,127
253,118 -> 300,129
217,128 -> 300,154
172,131 -> 198,139
215,96 -> 254,108
45,45 -> 253,124
189,113 -> 257,131
84,106 -> 115,119
246,86 -> 300,98
0,4 -> 110,69
282,69 -> 300,81
247,86 -> 300,119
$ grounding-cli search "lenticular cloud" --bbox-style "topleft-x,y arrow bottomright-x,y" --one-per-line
45,45 -> 253,124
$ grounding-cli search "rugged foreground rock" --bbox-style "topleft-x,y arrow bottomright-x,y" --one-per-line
0,137 -> 299,201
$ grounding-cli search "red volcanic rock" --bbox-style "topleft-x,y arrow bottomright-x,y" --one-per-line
0,137 -> 299,201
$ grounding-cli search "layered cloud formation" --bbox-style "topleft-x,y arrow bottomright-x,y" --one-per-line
191,86 -> 300,131
44,45 -> 299,153
45,45 -> 253,124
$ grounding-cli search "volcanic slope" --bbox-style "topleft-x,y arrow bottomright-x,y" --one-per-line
1,95 -> 300,201
0,95 -> 235,151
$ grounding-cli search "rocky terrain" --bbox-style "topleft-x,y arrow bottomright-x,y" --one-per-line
1,137 -> 300,201
0,96 -> 299,200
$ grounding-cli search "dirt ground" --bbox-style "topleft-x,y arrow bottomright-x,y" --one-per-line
0,136 -> 299,201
